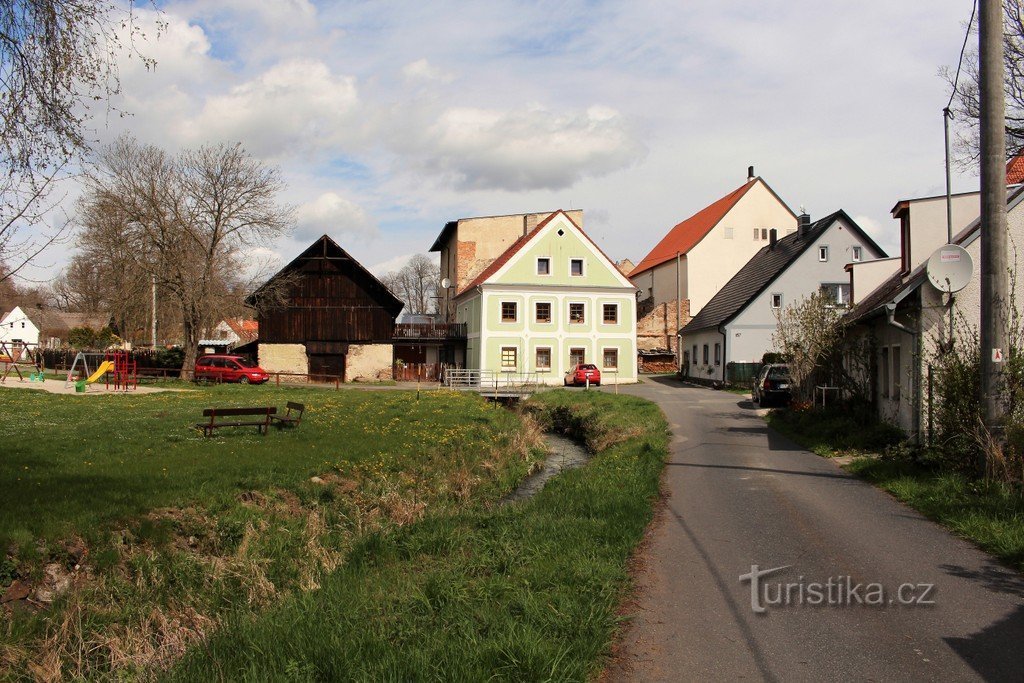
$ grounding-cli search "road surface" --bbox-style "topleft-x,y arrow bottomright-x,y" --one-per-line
607,377 -> 1024,682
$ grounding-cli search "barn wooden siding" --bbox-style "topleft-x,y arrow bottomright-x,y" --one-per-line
252,236 -> 404,345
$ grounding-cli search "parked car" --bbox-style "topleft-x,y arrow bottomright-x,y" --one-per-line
564,363 -> 601,387
752,364 -> 791,407
194,354 -> 269,384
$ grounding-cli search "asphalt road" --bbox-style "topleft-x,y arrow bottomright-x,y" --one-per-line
607,377 -> 1024,682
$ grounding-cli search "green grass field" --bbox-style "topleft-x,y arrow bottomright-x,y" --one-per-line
0,384 -> 668,680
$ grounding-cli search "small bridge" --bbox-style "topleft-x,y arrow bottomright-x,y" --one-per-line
443,369 -> 542,400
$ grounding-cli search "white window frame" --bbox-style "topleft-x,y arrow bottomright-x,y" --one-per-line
714,342 -> 721,366
536,256 -> 552,276
569,347 -> 586,367
770,293 -> 783,309
602,347 -> 619,369
568,301 -> 586,324
724,227 -> 734,239
852,246 -> 862,262
602,302 -> 619,325
569,257 -> 585,277
818,245 -> 829,262
501,346 -> 518,369
535,346 -> 552,371
500,300 -> 518,323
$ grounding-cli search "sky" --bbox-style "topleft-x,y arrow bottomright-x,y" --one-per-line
19,0 -> 984,282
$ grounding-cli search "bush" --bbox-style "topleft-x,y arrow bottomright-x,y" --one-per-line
153,346 -> 185,369
775,405 -> 905,453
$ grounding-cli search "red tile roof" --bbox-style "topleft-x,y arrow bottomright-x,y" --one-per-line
630,178 -> 758,278
1008,154 -> 1024,184
456,210 -> 624,295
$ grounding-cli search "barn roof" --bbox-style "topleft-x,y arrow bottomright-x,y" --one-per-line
247,235 -> 404,316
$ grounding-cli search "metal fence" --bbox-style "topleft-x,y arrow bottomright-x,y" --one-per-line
725,361 -> 762,387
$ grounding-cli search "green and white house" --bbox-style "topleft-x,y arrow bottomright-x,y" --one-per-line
453,210 -> 638,385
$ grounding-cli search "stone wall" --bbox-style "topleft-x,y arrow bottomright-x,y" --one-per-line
258,343 -> 307,375
346,343 -> 394,382
636,299 -> 689,353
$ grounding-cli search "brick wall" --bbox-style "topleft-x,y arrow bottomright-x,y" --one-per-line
636,299 -> 690,352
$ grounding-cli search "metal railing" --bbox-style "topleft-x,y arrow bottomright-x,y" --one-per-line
443,369 -> 540,395
393,322 -> 467,340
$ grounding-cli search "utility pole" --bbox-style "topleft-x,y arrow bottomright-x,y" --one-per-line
979,0 -> 1009,465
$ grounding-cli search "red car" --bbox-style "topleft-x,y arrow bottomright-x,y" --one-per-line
564,363 -> 601,387
194,354 -> 269,384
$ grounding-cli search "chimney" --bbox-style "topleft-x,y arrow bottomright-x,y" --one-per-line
768,228 -> 777,248
747,165 -> 755,181
797,212 -> 811,237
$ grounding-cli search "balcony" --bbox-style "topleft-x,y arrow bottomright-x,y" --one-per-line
393,322 -> 467,341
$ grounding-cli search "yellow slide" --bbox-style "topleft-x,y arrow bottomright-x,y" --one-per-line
86,361 -> 115,383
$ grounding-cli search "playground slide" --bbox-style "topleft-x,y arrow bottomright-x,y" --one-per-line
86,361 -> 115,383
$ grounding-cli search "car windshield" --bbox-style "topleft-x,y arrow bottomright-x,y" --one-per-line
234,358 -> 258,368
767,367 -> 790,380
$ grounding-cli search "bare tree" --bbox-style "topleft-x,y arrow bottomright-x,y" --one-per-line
0,1 -> 157,283
80,137 -> 292,375
771,291 -> 847,401
381,254 -> 439,315
943,0 -> 1024,163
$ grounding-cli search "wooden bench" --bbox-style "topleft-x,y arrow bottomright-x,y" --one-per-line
271,402 -> 305,429
196,407 -> 276,437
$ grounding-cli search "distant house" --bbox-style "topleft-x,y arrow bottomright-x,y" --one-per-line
248,235 -> 404,382
631,167 -> 798,360
198,318 -> 259,355
845,184 -> 1024,441
679,211 -> 885,383
446,210 -> 637,385
0,306 -> 111,348
0,306 -> 39,348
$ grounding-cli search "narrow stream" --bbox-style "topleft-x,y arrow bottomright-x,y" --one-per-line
503,432 -> 591,504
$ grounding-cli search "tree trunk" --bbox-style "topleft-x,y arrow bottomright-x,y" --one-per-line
179,317 -> 199,380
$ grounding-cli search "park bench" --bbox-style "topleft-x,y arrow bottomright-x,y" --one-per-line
270,401 -> 305,429
196,406 -> 276,437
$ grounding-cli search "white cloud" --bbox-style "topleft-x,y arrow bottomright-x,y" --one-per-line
402,58 -> 454,83
398,104 -> 646,191
181,60 -> 360,158
295,192 -> 376,240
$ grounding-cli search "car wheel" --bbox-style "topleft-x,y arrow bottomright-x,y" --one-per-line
238,376 -> 249,384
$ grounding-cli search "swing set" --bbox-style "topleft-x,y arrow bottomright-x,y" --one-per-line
0,341 -> 45,383
64,350 -> 138,391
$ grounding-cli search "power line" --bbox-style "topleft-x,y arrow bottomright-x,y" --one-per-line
948,0 -> 979,111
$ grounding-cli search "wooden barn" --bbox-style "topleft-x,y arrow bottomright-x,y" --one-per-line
248,235 -> 404,381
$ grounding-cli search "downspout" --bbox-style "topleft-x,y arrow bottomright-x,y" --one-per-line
884,301 -> 922,444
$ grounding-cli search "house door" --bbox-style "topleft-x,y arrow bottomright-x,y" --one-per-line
569,347 -> 585,367
308,353 -> 345,382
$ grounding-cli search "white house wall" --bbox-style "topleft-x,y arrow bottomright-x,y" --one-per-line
0,307 -> 40,346
683,328 -> 727,382
686,182 -> 797,316
727,218 -> 880,364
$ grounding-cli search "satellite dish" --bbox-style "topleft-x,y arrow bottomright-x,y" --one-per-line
440,277 -> 451,289
926,244 -> 973,293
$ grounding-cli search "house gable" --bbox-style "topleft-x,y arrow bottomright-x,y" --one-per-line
474,211 -> 634,291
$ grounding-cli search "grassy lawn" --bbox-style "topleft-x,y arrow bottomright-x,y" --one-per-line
168,389 -> 668,681
764,407 -> 1024,572
0,385 -> 668,680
